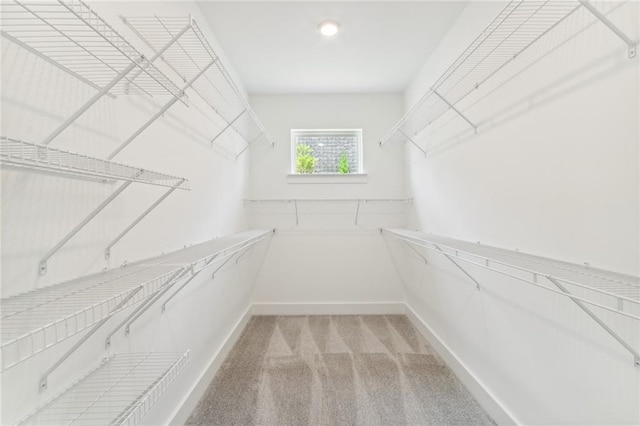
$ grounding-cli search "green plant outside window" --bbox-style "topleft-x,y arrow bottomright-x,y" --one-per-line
296,144 -> 318,174
338,152 -> 350,174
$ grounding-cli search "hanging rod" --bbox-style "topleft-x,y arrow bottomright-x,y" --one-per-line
120,15 -> 275,152
382,228 -> 640,367
379,0 -> 636,150
19,351 -> 190,425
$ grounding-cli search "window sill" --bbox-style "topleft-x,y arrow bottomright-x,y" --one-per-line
287,173 -> 368,184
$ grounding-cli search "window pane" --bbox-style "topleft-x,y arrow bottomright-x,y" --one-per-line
297,135 -> 358,173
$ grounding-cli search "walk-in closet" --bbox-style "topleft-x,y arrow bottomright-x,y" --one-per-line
1,0 -> 638,424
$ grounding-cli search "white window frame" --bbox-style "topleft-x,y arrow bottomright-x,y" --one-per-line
290,129 -> 364,175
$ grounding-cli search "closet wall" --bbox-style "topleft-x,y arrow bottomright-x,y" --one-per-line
248,94 -> 406,311
1,1 -> 268,424
394,1 -> 640,424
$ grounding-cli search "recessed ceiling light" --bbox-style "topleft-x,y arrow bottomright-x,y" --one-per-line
319,21 -> 339,37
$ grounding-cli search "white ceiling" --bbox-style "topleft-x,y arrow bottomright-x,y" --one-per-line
197,1 -> 468,94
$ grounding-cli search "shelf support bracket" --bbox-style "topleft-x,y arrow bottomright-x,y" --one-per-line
123,19 -> 193,92
432,90 -> 478,133
162,256 -> 219,312
107,61 -> 215,160
433,244 -> 481,290
39,172 -> 142,275
399,129 -> 427,157
546,276 -> 640,368
39,285 -> 144,392
236,130 -> 265,160
162,236 -> 265,312
354,199 -> 362,225
105,179 -> 186,260
41,60 -> 140,146
579,0 -> 636,58
294,200 -> 299,226
211,109 -> 247,145
105,267 -> 189,347
403,240 -> 428,265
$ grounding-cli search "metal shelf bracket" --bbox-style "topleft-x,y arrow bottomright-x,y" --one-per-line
579,0 -> 636,59
107,61 -> 214,160
399,130 -> 428,157
382,229 -> 640,367
39,173 -> 141,275
39,285 -> 144,392
546,276 -> 640,367
105,178 -> 187,260
432,89 -> 478,133
433,244 -> 481,290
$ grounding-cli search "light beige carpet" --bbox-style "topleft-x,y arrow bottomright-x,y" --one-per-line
187,315 -> 495,425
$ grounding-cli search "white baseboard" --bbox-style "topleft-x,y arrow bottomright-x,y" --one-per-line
404,304 -> 518,426
251,302 -> 406,316
169,306 -> 252,425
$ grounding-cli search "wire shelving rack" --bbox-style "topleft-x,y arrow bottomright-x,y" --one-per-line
379,0 -> 637,154
18,351 -> 190,425
382,228 -> 640,366
0,229 -> 273,372
245,198 -> 412,227
0,136 -> 191,275
0,0 -> 186,147
0,136 -> 189,189
119,15 -> 275,157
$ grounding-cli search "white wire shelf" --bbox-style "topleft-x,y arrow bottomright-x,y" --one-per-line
0,136 -> 190,189
120,15 -> 275,149
380,0 -> 636,149
0,229 -> 272,371
19,351 -> 190,425
245,198 -> 412,227
384,228 -> 640,367
0,0 -> 183,99
384,228 -> 640,312
244,198 -> 413,204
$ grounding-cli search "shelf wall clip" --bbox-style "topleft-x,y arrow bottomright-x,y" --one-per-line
579,0 -> 636,58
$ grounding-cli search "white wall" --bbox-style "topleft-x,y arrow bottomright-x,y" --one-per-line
248,94 -> 406,307
1,1 -> 268,423
398,1 -> 640,424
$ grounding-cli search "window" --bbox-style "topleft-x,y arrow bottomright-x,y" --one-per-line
291,129 -> 363,174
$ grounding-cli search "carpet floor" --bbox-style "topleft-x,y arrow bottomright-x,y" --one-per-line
186,315 -> 496,425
